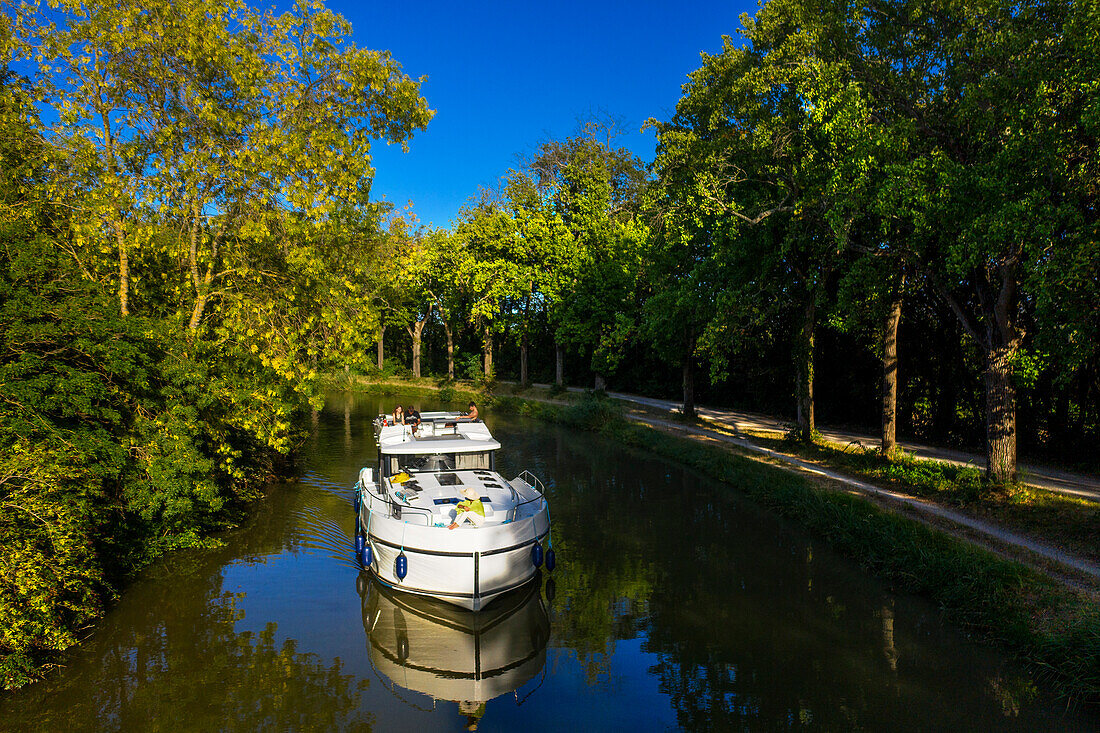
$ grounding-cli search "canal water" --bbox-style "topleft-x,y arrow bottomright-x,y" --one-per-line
1,391 -> 1095,731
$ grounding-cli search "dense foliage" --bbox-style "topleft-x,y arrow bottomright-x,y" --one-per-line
1,0 -> 430,687
377,0 -> 1098,486
3,0 -> 1098,691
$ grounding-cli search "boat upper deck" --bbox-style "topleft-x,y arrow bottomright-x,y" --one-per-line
377,412 -> 501,455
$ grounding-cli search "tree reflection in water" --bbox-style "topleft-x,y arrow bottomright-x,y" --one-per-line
0,551 -> 372,731
492,413 -> 1086,732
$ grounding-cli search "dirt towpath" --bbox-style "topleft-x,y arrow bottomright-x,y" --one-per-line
533,384 -> 1100,502
502,382 -> 1100,586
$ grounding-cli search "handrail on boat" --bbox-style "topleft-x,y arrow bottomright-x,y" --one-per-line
508,470 -> 547,522
516,469 -> 545,495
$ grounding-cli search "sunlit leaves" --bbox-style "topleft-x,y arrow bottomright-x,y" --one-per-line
1,0 -> 434,684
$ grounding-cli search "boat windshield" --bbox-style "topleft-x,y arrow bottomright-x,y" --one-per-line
383,450 -> 493,475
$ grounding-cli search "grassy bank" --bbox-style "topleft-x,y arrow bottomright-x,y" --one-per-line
741,435 -> 1100,564
328,376 -> 493,407
587,396 -> 1100,567
340,379 -> 1100,701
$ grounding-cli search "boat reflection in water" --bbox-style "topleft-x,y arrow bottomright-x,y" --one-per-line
358,572 -> 550,728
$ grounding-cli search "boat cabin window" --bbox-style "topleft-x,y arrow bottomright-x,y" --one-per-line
382,450 -> 493,476
455,451 -> 492,470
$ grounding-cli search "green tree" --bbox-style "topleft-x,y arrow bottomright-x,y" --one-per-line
19,0 -> 432,332
843,0 -> 1096,480
500,170 -> 573,385
2,0 -> 436,685
652,6 -> 875,440
524,123 -> 648,388
423,228 -> 472,380
451,193 -> 521,378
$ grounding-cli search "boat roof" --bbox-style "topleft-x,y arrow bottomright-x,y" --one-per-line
378,414 -> 501,455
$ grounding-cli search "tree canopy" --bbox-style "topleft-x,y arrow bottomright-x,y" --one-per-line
4,0 -> 1100,689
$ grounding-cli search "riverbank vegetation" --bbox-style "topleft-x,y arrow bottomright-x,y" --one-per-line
749,435 -> 1100,565
3,0 -> 1098,695
0,1 -> 430,687
498,391 -> 1100,700
359,0 -> 1099,488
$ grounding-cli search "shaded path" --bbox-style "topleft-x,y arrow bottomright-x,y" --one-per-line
507,382 -> 1100,584
528,384 -> 1100,502
628,414 -> 1100,584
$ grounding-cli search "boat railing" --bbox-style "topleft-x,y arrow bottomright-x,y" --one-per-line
516,470 -> 545,495
508,470 -> 547,521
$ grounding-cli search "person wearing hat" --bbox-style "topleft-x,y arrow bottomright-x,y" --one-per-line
448,487 -> 485,529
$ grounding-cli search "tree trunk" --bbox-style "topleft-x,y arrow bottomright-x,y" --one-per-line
1075,367 -> 1091,438
1050,380 -> 1069,447
407,320 -> 427,379
882,600 -> 898,672
482,325 -> 493,377
594,374 -> 606,390
406,305 -> 433,379
520,333 -> 529,386
682,358 -> 696,419
443,320 -> 454,380
555,342 -> 564,386
795,299 -> 816,441
188,293 -> 208,331
115,224 -> 130,317
984,345 -> 1017,482
102,111 -> 129,318
377,325 -> 385,371
933,259 -> 1021,482
344,398 -> 351,445
881,289 -> 904,456
982,263 -> 1021,482
187,213 -> 228,331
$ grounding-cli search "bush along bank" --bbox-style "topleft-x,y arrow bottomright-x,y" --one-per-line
346,382 -> 1100,701
323,375 -> 499,409
0,281 -> 308,690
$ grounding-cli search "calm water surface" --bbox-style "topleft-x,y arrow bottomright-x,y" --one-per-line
2,391 -> 1096,731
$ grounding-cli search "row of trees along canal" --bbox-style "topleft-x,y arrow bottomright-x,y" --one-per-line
1,0 -> 1098,688
377,0 -> 1098,486
0,0 -> 432,688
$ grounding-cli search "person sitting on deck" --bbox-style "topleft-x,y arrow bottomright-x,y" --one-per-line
448,487 -> 485,529
459,401 -> 479,421
404,405 -> 421,430
392,405 -> 405,425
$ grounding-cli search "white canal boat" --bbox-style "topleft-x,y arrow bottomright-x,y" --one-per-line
354,412 -> 554,611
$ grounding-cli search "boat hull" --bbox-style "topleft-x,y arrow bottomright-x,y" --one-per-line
359,505 -> 550,611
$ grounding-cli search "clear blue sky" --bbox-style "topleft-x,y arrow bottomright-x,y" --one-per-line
330,0 -> 758,229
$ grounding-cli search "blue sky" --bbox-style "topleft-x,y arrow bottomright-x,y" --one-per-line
332,0 -> 758,228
